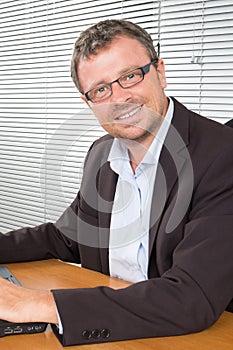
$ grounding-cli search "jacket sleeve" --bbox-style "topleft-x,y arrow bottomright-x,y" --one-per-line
51,141 -> 233,346
0,196 -> 81,264
0,137 -> 105,265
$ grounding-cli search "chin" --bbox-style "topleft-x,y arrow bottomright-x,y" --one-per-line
114,128 -> 149,142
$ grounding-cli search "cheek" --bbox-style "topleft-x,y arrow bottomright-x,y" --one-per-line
148,78 -> 165,101
147,69 -> 166,91
91,104 -> 112,126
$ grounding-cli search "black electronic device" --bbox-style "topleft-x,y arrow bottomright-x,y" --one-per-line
0,266 -> 47,337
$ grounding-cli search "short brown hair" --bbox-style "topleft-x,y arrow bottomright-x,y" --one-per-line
71,19 -> 158,92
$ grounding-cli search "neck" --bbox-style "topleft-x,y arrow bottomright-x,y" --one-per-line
122,133 -> 154,174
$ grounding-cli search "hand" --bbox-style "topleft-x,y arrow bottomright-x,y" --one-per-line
0,277 -> 58,324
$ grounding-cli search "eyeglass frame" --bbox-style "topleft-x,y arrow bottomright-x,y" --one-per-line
83,59 -> 158,103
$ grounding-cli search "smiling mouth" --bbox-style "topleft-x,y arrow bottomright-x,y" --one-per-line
116,105 -> 142,121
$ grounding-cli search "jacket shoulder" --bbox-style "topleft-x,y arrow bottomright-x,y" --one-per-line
172,97 -> 233,152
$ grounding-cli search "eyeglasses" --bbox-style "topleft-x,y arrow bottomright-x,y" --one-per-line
84,59 -> 158,103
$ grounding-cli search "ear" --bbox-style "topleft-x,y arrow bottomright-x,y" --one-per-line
156,59 -> 167,89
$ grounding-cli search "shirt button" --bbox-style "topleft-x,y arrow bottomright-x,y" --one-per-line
91,329 -> 101,338
101,328 -> 111,338
81,329 -> 91,339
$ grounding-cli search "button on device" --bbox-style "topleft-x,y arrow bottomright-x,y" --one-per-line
91,329 -> 100,338
81,330 -> 91,339
101,328 -> 111,338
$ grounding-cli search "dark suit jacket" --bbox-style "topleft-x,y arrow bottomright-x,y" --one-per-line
226,119 -> 233,128
0,98 -> 233,346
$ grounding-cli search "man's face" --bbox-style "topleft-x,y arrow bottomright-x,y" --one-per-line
78,35 -> 168,146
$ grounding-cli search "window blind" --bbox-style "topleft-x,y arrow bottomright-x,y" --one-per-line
0,0 -> 159,232
0,1 -> 232,233
161,0 -> 233,123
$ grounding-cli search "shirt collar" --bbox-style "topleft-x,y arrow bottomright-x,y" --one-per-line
108,97 -> 174,167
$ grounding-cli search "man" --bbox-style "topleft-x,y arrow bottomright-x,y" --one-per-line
0,19 -> 232,346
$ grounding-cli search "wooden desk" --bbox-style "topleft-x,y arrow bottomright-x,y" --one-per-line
0,259 -> 232,349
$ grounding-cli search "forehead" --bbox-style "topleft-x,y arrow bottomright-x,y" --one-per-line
78,36 -> 150,90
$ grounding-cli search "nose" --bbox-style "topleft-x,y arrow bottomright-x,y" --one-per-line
110,81 -> 132,103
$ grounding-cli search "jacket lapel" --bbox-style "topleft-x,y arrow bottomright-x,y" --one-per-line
97,160 -> 118,275
149,98 -> 190,258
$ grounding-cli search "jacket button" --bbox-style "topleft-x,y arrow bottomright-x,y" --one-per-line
81,330 -> 91,339
91,329 -> 101,338
101,328 -> 111,338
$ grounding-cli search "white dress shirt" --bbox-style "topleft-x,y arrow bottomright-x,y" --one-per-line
108,99 -> 174,283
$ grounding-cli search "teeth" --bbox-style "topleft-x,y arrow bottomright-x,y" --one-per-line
117,106 -> 141,120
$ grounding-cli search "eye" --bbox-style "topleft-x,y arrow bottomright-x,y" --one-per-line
120,69 -> 142,86
88,84 -> 111,102
96,86 -> 108,95
91,85 -> 109,99
126,73 -> 136,80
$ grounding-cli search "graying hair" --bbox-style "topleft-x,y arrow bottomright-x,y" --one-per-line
71,19 -> 158,93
